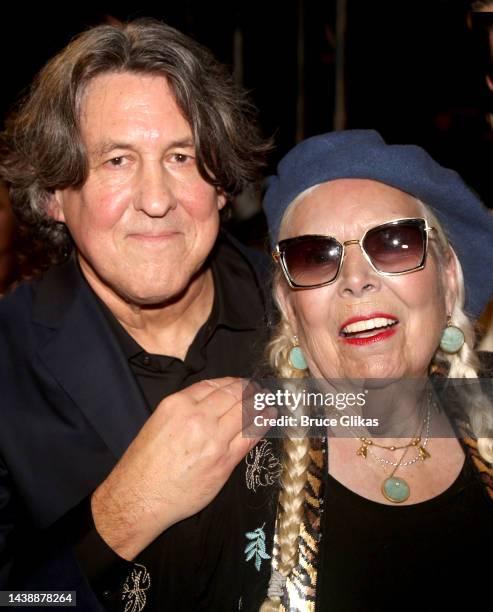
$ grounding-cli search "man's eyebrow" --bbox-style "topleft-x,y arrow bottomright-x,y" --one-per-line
90,138 -> 195,158
90,141 -> 133,159
168,138 -> 195,149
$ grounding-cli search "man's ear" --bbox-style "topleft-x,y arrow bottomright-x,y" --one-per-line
217,191 -> 227,211
275,279 -> 298,335
442,248 -> 459,316
487,74 -> 493,92
46,190 -> 66,223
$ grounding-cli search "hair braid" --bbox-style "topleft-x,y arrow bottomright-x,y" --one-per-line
261,309 -> 311,611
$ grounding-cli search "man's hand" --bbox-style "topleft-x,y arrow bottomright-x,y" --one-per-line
91,377 -> 269,560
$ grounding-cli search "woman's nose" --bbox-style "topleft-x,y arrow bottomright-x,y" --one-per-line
337,241 -> 381,297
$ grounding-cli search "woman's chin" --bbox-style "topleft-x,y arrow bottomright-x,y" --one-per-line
328,357 -> 407,381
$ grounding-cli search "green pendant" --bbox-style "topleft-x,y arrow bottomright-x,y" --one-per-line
381,476 -> 410,503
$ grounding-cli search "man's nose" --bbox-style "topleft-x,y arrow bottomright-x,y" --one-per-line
337,241 -> 381,298
134,163 -> 177,217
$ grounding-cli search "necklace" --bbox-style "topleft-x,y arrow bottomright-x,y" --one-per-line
357,405 -> 431,467
356,398 -> 432,503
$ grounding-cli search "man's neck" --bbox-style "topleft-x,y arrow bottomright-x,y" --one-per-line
80,260 -> 215,360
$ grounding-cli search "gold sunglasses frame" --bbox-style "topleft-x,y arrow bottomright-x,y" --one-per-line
272,217 -> 435,289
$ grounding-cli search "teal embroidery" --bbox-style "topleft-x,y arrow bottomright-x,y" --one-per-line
244,523 -> 271,571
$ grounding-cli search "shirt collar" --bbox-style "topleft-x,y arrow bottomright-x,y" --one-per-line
206,232 -> 266,335
90,232 -> 266,361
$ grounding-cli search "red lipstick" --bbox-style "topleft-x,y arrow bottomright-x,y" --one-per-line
339,312 -> 399,346
342,327 -> 397,345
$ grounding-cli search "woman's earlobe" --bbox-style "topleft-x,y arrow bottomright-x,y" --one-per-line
443,248 -> 459,315
275,281 -> 298,333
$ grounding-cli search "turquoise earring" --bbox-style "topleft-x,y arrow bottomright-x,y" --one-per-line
439,317 -> 465,354
288,336 -> 308,370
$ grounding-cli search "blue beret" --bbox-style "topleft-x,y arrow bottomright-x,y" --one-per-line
263,130 -> 493,318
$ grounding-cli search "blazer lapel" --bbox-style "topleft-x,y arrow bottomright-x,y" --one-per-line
33,259 -> 149,460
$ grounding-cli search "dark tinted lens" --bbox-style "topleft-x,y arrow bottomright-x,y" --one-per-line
281,236 -> 342,286
363,221 -> 425,273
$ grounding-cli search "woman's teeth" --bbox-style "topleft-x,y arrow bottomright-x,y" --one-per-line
341,317 -> 398,338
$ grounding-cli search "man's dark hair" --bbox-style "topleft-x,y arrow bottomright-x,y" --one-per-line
0,18 -> 270,265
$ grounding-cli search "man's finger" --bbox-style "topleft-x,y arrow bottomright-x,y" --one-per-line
168,376 -> 240,404
198,379 -> 260,418
227,428 -> 270,467
218,400 -> 276,446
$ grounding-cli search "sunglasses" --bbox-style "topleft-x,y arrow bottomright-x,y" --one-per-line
273,218 -> 435,289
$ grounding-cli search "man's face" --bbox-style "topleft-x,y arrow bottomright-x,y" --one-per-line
50,72 -> 226,305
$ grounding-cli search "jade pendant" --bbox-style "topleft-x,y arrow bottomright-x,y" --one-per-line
381,476 -> 410,503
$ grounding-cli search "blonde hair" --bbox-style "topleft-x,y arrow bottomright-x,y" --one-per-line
259,316 -> 311,612
261,191 -> 493,611
417,201 -> 493,461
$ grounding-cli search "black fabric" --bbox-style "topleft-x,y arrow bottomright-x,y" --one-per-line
0,232 -> 274,611
0,256 -> 144,611
97,235 -> 279,611
118,439 -> 280,612
316,454 -> 493,611
96,235 -> 268,410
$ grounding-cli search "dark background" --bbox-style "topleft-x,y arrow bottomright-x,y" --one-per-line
1,0 -> 491,232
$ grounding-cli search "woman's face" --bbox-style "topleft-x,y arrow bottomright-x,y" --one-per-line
276,179 -> 457,379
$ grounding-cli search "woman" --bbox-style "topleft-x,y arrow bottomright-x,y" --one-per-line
259,130 -> 493,611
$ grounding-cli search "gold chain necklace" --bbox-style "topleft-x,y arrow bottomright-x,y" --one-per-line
356,399 -> 432,503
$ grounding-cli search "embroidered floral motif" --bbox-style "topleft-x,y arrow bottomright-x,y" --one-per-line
122,563 -> 151,612
245,438 -> 282,492
244,523 -> 271,571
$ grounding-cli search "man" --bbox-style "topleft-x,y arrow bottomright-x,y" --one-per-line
0,19 -> 276,610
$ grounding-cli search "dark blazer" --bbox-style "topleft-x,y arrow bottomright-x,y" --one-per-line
0,257 -> 152,607
0,238 -> 269,609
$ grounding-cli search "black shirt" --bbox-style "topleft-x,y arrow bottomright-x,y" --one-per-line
80,234 -> 281,611
317,454 -> 493,611
98,234 -> 269,410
